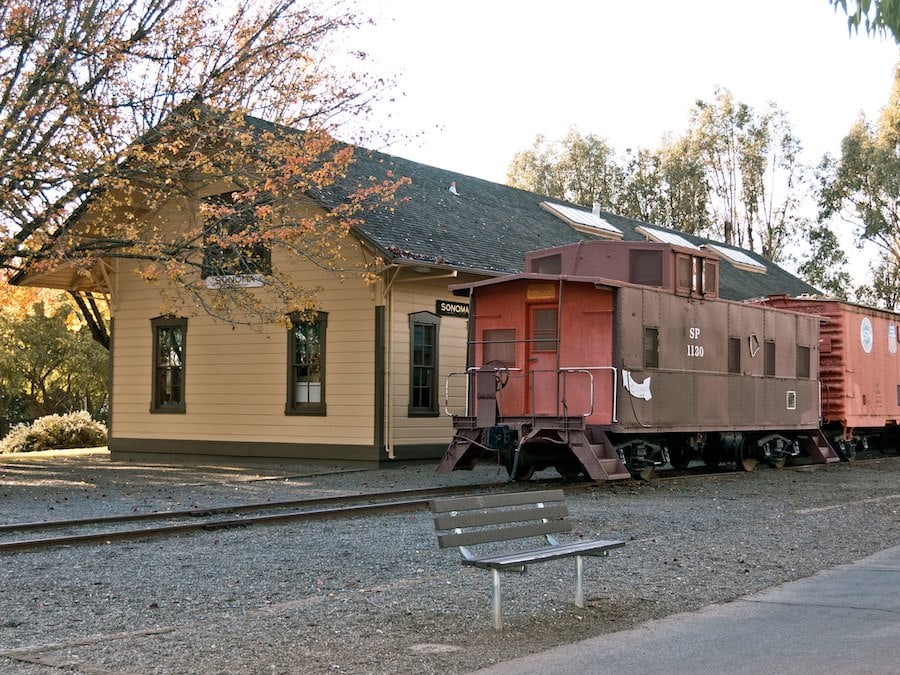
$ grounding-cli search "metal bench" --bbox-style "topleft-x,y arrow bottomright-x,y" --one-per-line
430,488 -> 624,629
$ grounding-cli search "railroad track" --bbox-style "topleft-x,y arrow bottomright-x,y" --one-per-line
0,482 -> 546,553
5,454 -> 895,553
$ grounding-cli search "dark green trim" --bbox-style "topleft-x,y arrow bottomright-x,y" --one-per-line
285,311 -> 327,415
107,317 -> 114,440
374,306 -> 385,453
109,436 -> 381,462
150,315 -> 187,414
390,443 -> 448,460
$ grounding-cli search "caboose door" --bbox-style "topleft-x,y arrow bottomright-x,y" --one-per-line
526,305 -> 560,415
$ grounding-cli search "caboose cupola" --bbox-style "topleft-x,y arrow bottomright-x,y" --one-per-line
524,240 -> 719,299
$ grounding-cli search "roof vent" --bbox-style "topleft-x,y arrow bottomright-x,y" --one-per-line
592,202 -> 601,218
449,181 -> 459,196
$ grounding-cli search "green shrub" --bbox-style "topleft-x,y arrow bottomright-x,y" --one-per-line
0,411 -> 107,454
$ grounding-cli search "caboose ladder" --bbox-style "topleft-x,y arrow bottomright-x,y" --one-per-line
567,429 -> 631,483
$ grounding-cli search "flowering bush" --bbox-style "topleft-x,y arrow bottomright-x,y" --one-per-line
0,411 -> 107,454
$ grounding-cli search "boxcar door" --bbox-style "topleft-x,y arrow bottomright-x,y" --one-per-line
527,305 -> 560,415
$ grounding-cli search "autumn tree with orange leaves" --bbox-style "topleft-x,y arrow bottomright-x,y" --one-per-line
0,1 -> 407,338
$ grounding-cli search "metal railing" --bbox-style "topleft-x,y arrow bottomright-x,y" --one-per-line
444,365 -> 617,422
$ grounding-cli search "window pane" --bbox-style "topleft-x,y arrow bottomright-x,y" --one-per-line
765,340 -> 776,377
202,193 -> 272,278
483,329 -> 516,366
630,249 -> 663,286
644,327 -> 659,368
532,308 -> 557,352
152,319 -> 186,412
728,337 -> 741,374
289,313 -> 326,413
797,345 -> 810,379
410,318 -> 438,414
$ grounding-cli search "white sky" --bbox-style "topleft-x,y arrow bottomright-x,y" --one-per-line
356,0 -> 899,185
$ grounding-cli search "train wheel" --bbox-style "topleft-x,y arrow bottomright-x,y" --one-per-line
555,464 -> 585,481
505,457 -> 535,481
668,441 -> 691,470
770,455 -> 787,469
512,464 -> 535,481
835,439 -> 856,462
736,436 -> 758,472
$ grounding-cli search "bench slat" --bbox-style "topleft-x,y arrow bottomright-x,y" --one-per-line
469,539 -> 626,569
429,489 -> 565,514
437,518 -> 571,548
433,502 -> 569,530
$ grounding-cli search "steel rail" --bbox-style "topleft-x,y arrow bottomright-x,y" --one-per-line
0,483 -> 511,535
0,482 -> 549,553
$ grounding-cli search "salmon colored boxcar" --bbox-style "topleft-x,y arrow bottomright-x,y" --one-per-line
759,295 -> 900,458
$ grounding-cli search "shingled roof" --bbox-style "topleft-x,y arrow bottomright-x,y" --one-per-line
312,145 -> 821,302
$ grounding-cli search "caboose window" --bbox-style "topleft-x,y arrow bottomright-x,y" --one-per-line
703,260 -> 718,296
532,254 -> 561,274
728,337 -> 741,374
797,345 -> 811,379
532,308 -> 558,352
484,329 -> 516,366
676,254 -> 693,293
643,327 -> 659,368
765,340 -> 776,377
630,249 -> 663,286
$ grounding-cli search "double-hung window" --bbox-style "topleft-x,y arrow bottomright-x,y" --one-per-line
151,316 -> 187,413
287,312 -> 327,415
409,312 -> 440,416
201,192 -> 272,280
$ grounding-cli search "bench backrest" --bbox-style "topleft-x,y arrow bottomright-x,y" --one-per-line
431,489 -> 571,549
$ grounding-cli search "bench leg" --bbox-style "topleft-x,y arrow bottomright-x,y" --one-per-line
492,569 -> 502,630
575,556 -> 584,608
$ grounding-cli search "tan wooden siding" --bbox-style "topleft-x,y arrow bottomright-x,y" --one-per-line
109,210 -> 378,451
384,278 -> 471,451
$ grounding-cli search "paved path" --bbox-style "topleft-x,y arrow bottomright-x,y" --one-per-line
472,544 -> 900,675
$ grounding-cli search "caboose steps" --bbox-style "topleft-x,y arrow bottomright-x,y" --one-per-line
567,429 -> 631,482
801,429 -> 841,464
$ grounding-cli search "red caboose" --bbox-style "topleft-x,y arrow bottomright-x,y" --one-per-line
760,295 -> 900,458
439,241 -> 838,482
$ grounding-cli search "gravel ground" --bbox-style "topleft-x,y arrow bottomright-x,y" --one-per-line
1,450 -> 899,674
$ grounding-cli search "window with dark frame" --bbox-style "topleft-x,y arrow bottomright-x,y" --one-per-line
765,340 -> 776,377
644,327 -> 659,368
287,312 -> 327,415
797,345 -> 811,379
409,312 -> 440,416
201,192 -> 272,279
728,336 -> 741,374
151,316 -> 187,413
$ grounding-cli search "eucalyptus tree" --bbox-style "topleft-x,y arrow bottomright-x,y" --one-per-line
665,88 -> 810,262
507,129 -> 623,208
818,66 -> 900,306
829,0 -> 900,42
